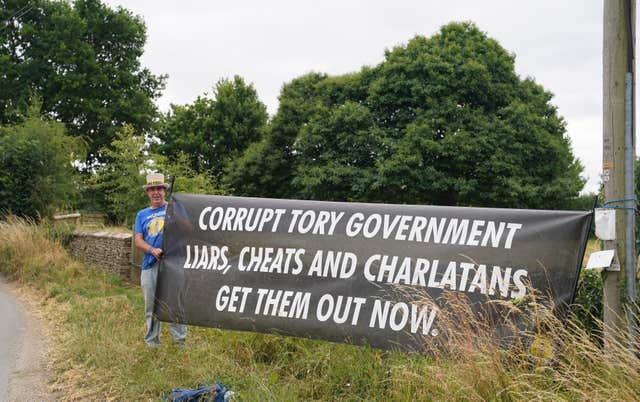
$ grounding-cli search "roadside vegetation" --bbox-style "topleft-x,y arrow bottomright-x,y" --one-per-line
1,217 -> 638,401
1,2 -> 635,400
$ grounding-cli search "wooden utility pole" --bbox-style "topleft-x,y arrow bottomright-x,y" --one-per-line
603,0 -> 635,345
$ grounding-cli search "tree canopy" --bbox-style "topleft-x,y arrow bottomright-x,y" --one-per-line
0,12 -> 586,214
155,76 -> 267,178
0,0 -> 164,162
226,22 -> 584,209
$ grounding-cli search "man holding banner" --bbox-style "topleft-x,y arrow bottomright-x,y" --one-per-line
134,173 -> 187,348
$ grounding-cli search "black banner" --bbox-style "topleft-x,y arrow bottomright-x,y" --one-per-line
155,194 -> 591,352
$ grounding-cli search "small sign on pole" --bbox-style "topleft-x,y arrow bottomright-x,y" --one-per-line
586,250 -> 618,272
595,208 -> 616,240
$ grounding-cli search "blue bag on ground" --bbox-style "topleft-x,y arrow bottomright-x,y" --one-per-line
163,381 -> 230,401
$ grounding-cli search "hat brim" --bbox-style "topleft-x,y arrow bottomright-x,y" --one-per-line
142,183 -> 170,190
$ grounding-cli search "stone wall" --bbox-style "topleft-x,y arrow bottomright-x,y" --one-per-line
69,231 -> 135,281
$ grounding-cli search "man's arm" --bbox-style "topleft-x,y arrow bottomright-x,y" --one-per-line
134,233 -> 163,260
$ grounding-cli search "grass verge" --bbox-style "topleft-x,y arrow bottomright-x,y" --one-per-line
0,217 -> 638,401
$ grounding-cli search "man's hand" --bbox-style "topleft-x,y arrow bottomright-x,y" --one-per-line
150,247 -> 163,260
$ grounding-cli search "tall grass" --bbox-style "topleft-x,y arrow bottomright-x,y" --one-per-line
1,217 -> 639,401
0,216 -> 83,285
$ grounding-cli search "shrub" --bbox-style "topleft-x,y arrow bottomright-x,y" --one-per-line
85,125 -> 148,225
86,126 -> 225,225
42,219 -> 77,247
0,110 -> 85,219
572,269 -> 604,337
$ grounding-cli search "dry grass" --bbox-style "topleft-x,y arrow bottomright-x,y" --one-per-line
411,290 -> 640,401
1,217 -> 639,401
0,216 -> 83,283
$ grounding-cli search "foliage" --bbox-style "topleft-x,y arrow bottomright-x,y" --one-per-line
0,0 -> 165,162
0,108 -> 84,218
572,267 -> 604,338
154,152 -> 226,196
43,218 -> 77,247
227,23 -> 584,209
86,125 -> 222,224
156,76 -> 267,177
292,101 -> 384,201
224,72 -> 346,198
85,124 -> 148,225
567,193 -> 598,211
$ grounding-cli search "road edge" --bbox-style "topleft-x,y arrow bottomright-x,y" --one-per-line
2,279 -> 60,401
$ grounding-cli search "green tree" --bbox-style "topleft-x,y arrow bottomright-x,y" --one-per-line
156,76 -> 267,177
0,0 -> 165,162
86,125 -> 148,224
155,152 -> 226,196
228,22 -> 584,209
292,101 -> 384,201
225,72 -> 366,198
0,107 -> 85,218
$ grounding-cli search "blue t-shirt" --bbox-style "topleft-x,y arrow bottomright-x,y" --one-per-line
135,204 -> 167,270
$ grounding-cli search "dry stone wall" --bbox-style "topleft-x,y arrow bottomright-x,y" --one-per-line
69,231 -> 135,281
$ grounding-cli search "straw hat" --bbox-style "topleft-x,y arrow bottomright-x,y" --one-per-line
142,172 -> 170,190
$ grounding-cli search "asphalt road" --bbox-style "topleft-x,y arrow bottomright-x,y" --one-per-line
0,279 -> 23,399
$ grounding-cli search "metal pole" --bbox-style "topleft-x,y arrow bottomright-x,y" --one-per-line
624,72 -> 637,339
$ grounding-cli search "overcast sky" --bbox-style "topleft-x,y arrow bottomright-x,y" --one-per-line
103,0 -> 606,193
